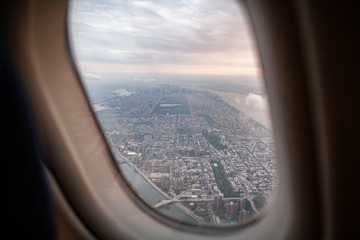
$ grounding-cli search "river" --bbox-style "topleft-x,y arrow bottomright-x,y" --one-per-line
119,163 -> 198,224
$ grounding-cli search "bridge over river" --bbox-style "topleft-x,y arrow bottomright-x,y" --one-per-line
113,145 -> 259,221
154,197 -> 259,215
154,197 -> 244,208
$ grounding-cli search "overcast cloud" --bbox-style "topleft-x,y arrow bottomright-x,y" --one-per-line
69,0 -> 261,77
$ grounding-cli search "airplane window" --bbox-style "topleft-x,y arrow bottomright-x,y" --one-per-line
68,0 -> 278,227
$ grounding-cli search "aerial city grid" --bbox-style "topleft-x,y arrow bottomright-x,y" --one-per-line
90,84 -> 278,226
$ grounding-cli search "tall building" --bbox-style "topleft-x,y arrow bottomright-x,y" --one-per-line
217,195 -> 222,208
225,204 -> 230,217
229,201 -> 235,219
225,201 -> 235,219
214,196 -> 218,207
239,209 -> 250,223
213,194 -> 222,208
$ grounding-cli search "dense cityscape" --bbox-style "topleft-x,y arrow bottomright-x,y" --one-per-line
91,84 -> 278,225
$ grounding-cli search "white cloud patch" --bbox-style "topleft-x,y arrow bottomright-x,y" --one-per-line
82,72 -> 102,81
245,93 -> 268,111
232,92 -> 271,128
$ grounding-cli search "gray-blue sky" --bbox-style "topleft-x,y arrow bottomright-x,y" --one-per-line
69,0 -> 261,81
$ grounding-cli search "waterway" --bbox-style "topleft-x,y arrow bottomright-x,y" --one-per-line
119,163 -> 198,224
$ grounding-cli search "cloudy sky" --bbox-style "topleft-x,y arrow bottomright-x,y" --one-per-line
69,0 -> 262,82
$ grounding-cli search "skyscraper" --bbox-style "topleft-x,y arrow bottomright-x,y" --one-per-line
226,201 -> 235,219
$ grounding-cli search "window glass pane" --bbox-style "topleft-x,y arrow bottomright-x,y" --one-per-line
69,0 -> 278,226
